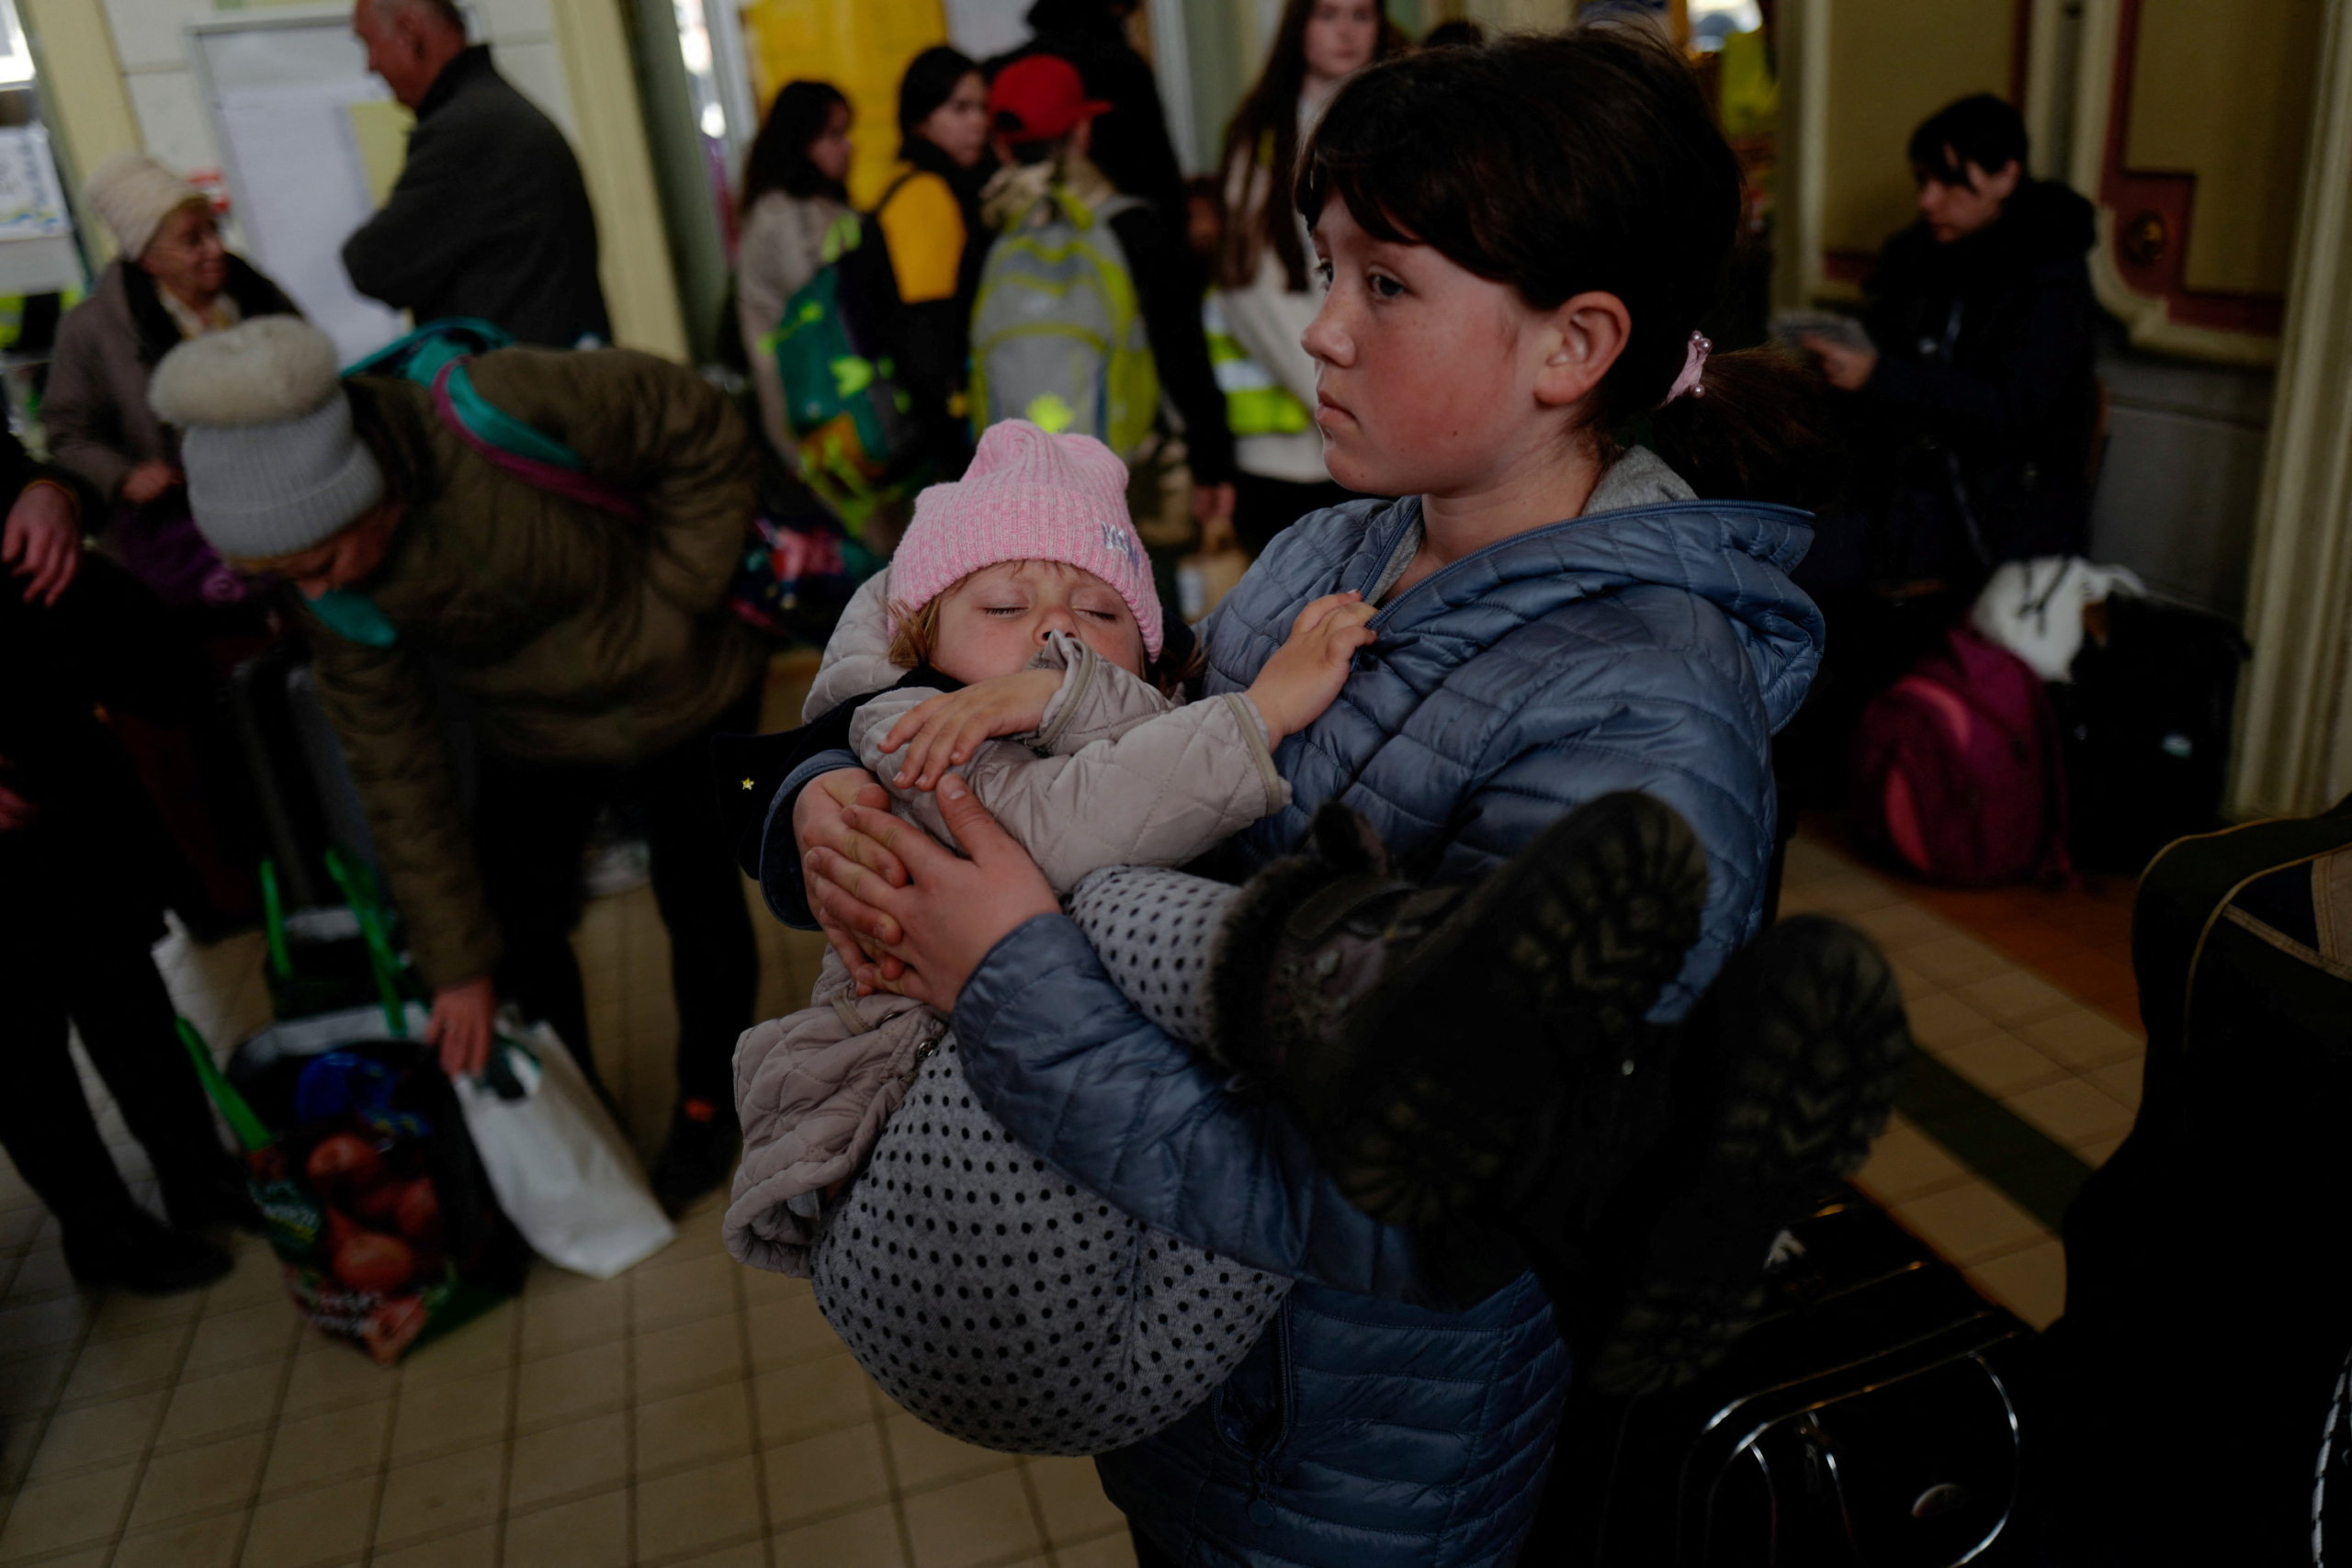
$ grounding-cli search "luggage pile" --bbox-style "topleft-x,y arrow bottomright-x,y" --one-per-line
1849,557 -> 2248,885
190,647 -> 676,1362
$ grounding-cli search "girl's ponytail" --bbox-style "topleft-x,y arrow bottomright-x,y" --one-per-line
1646,345 -> 1850,511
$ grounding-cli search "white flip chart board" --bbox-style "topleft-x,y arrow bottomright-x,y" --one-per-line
189,7 -> 410,363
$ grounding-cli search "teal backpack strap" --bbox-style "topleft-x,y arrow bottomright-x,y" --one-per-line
343,317 -> 512,381
435,360 -> 584,471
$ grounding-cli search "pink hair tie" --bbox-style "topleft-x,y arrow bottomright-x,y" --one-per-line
1661,332 -> 1712,406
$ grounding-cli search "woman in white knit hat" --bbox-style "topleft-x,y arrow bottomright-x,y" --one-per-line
46,152 -> 299,609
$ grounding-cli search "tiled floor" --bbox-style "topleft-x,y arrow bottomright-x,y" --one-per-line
1781,832 -> 2146,1331
2,777 -> 2147,1564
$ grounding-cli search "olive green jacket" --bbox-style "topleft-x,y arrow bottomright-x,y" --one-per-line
311,347 -> 763,989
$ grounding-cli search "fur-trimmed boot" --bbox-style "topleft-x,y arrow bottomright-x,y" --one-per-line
1204,793 -> 1711,1242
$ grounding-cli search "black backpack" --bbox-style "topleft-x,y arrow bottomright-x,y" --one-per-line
2057,594 -> 2248,874
2051,797 -> 2352,1568
1537,1187 -> 2041,1567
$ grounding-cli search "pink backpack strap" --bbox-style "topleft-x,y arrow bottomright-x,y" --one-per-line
428,361 -> 644,523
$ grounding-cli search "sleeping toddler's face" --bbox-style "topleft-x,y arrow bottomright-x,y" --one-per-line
930,560 -> 1147,685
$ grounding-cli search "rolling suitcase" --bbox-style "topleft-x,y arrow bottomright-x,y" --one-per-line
1539,1186 -> 2041,1568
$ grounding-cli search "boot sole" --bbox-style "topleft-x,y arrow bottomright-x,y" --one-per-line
1293,793 -> 1710,1235
1581,914 -> 1912,1395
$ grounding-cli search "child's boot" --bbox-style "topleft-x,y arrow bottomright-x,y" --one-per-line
1542,912 -> 1913,1395
1205,793 -> 1711,1240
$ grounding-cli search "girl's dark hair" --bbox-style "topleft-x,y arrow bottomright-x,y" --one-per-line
1216,0 -> 1406,293
1295,26 -> 1839,506
899,45 -> 981,156
741,81 -> 849,210
1908,93 -> 2029,186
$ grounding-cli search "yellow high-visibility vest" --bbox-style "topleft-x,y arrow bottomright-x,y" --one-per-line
1204,296 -> 1311,437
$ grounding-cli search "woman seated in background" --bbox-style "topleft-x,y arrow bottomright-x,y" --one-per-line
47,152 -> 298,613
735,79 -> 854,462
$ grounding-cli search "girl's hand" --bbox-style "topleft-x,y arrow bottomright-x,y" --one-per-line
3,483 -> 82,607
1802,334 -> 1879,392
427,976 -> 497,1077
1247,592 -> 1377,743
803,775 -> 1058,1010
120,462 -> 181,507
877,670 -> 1063,791
794,766 -> 908,985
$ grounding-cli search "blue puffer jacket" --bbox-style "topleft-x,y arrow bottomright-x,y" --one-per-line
952,451 -> 1823,1567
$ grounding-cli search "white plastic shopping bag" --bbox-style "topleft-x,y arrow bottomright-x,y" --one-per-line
451,1020 -> 674,1279
1971,557 -> 2146,682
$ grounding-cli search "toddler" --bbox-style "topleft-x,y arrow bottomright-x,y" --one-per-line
725,419 -> 1372,1453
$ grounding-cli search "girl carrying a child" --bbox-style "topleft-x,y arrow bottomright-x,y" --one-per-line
784,27 -> 1905,1568
725,419 -> 1379,1454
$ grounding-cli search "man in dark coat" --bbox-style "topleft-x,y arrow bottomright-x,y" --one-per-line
1,434 -> 248,1293
1804,93 -> 2101,590
343,0 -> 610,347
987,0 -> 1188,223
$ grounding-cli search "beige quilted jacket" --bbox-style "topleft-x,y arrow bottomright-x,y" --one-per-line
727,605 -> 1286,1275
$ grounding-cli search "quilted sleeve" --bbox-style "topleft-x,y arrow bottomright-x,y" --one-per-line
855,692 -> 1289,896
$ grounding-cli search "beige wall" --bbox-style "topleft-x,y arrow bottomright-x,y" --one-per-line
1819,0 -> 2016,260
28,0 -> 684,358
2124,0 -> 2323,298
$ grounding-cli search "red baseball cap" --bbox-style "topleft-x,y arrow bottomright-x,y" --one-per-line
989,54 -> 1112,142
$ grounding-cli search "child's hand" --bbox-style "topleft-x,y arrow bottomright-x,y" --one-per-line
1247,592 -> 1376,745
878,669 -> 1063,791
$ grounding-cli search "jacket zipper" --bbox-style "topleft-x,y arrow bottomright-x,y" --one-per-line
1242,1306 -> 1295,1526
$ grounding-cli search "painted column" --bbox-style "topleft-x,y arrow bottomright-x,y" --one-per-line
2229,0 -> 2352,818
550,0 -> 687,359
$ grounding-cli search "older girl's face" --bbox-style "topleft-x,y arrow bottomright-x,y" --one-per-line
1303,0 -> 1381,85
917,72 -> 990,169
930,560 -> 1147,684
1302,197 -> 1568,500
810,102 -> 854,185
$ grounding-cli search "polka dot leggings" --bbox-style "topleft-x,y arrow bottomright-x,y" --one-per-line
809,867 -> 1279,1457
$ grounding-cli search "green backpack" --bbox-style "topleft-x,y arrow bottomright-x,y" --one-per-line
763,181 -> 922,533
969,185 -> 1160,457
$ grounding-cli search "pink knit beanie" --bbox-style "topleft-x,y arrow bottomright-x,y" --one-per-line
891,420 -> 1163,656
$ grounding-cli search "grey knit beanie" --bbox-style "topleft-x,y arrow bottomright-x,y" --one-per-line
148,317 -> 385,560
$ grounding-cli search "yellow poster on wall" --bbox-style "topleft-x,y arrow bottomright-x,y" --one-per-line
741,0 -> 950,205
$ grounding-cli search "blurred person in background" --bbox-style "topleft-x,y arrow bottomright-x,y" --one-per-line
979,55 -> 1236,527
45,153 -> 293,940
1781,93 -> 2098,812
876,46 -> 996,483
343,0 -> 609,347
1211,0 -> 1400,555
1800,92 -> 2098,611
735,80 -> 854,460
987,0 -> 1187,227
152,317 -> 764,1213
46,152 -> 297,613
2,432 -> 250,1294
